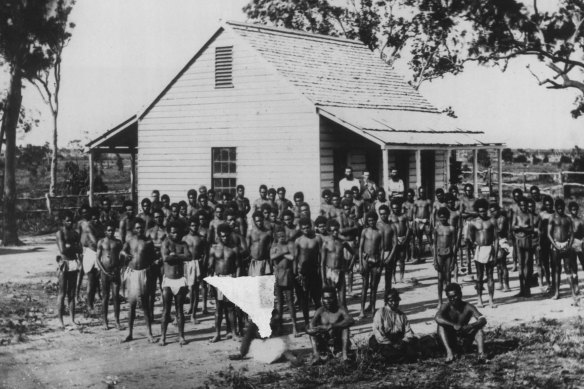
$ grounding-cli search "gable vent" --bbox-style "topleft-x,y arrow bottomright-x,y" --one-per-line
215,46 -> 233,88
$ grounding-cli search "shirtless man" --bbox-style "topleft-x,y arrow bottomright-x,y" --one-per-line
291,192 -> 304,223
160,222 -> 190,346
56,211 -> 83,328
194,210 -> 211,313
389,199 -> 411,283
266,188 -> 278,213
329,193 -> 342,220
433,207 -> 457,307
413,186 -> 433,262
78,205 -> 100,314
358,212 -> 383,319
150,190 -> 162,214
187,189 -> 198,217
99,197 -> 118,227
548,199 -> 576,301
253,184 -> 270,213
432,189 -> 447,228
568,202 -> 584,273
271,226 -> 299,336
530,186 -> 543,212
377,205 -> 397,298
338,198 -> 359,297
207,189 -> 217,209
527,198 -> 541,289
182,216 -> 207,324
118,200 -> 136,245
538,195 -> 555,290
320,189 -> 335,219
160,194 -> 171,218
488,203 -> 511,292
260,203 -> 275,234
207,203 -> 226,244
314,216 -> 328,239
445,194 -> 463,282
507,188 -> 524,272
234,185 -> 251,219
321,219 -> 355,306
307,287 -> 354,363
460,184 -> 477,275
512,197 -> 534,298
209,224 -> 241,342
137,198 -> 155,230
373,188 -> 390,219
276,187 -> 293,221
435,283 -> 487,362
96,222 -> 123,330
402,189 -> 416,261
469,198 -> 499,308
247,211 -> 272,276
198,194 -> 215,217
145,209 -> 166,314
120,218 -> 157,343
351,186 -> 366,225
295,218 -> 323,326
282,210 -> 301,243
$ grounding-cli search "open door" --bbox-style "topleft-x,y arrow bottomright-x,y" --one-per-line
394,150 -> 410,190
421,150 -> 435,198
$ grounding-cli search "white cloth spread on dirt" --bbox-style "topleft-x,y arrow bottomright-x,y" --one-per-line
83,247 -> 97,273
204,275 -> 275,338
248,336 -> 290,363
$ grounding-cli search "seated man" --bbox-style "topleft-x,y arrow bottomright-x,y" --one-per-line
369,289 -> 418,362
306,287 -> 354,363
435,283 -> 487,363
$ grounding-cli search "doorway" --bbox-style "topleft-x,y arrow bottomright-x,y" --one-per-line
421,150 -> 436,198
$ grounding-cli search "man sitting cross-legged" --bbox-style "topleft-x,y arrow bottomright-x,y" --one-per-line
307,287 -> 354,363
369,289 -> 418,362
435,283 -> 487,363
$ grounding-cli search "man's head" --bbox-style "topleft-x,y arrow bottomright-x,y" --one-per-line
188,216 -> 199,234
293,192 -> 304,206
198,194 -> 208,207
168,222 -> 183,242
555,198 -> 566,215
62,210 -> 74,228
236,185 -> 245,197
569,201 -> 579,217
488,202 -> 500,218
526,198 -> 536,215
362,171 -> 370,181
327,219 -> 340,238
267,188 -> 277,202
170,202 -> 180,217
331,193 -> 341,208
322,189 -> 332,203
252,211 -> 264,229
207,189 -> 216,201
153,209 -> 164,226
512,188 -> 523,203
141,198 -> 152,213
277,187 -> 286,200
299,217 -> 312,235
198,185 -> 208,197
543,195 -> 554,212
464,183 -> 474,197
377,188 -> 386,201
445,193 -> 457,210
437,207 -> 450,224
217,224 -> 231,244
214,203 -> 225,219
449,185 -> 459,197
341,197 -> 353,212
275,225 -> 287,244
195,210 -> 208,227
530,186 -> 541,202
282,210 -> 295,228
436,188 -> 445,202
161,194 -> 170,207
178,200 -> 188,216
344,166 -> 353,180
259,184 -> 268,199
133,218 -> 145,237
343,190 -> 353,200
391,199 -> 402,215
406,188 -> 415,201
224,210 -> 237,229
379,204 -> 390,222
351,185 -> 360,199
321,286 -> 338,311
105,222 -> 116,238
517,196 -> 528,213
366,211 -> 378,228
474,198 -> 489,219
445,283 -> 463,306
123,200 -> 135,217
418,186 -> 426,199
260,203 -> 272,221
385,288 -> 401,311
187,189 -> 197,205
315,216 -> 328,235
150,190 -> 160,203
299,202 -> 311,219
101,197 -> 111,210
390,167 -> 398,180
79,204 -> 91,220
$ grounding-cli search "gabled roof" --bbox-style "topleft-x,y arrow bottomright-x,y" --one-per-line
85,115 -> 137,152
227,21 -> 438,113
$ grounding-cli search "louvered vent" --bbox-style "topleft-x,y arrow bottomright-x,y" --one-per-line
215,46 -> 233,88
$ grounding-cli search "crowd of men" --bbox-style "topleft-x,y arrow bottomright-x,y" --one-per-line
54,165 -> 584,363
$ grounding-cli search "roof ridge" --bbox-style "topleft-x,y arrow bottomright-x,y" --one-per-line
226,20 -> 363,46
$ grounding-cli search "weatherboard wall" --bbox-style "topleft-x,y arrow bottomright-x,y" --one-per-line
137,29 -> 320,209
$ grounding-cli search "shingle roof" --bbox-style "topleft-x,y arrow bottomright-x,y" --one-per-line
227,21 -> 439,113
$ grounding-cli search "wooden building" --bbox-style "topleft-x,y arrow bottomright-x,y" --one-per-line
86,21 -> 504,211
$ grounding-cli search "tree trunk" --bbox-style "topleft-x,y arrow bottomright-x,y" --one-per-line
2,67 -> 23,246
49,112 -> 57,196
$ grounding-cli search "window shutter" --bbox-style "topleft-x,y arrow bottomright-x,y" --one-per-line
215,46 -> 233,88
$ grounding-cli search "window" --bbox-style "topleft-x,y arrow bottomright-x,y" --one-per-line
212,147 -> 237,197
215,46 -> 233,88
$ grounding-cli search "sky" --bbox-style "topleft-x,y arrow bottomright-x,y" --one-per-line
10,0 -> 584,149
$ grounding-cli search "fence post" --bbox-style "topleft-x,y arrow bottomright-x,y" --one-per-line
45,193 -> 52,214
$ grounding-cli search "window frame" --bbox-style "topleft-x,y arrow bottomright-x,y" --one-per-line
211,147 -> 237,197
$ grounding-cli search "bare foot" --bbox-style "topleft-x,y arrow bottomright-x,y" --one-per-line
159,339 -> 166,346
225,332 -> 233,340
503,286 -> 511,292
123,335 -> 133,343
147,336 -> 158,343
179,337 -> 187,346
445,354 -> 455,363
190,317 -> 200,325
115,323 -> 122,331
210,335 -> 221,343
489,303 -> 497,309
103,323 -> 109,331
552,294 -> 560,300
357,312 -> 366,320
477,299 -> 484,308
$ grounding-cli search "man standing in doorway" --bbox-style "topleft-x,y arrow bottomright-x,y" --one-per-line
339,166 -> 358,196
387,168 -> 405,200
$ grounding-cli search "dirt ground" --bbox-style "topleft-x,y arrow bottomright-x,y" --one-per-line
2,234 -> 584,389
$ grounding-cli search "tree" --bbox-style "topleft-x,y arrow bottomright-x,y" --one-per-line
477,149 -> 491,168
30,0 -> 74,197
502,148 -> 514,163
244,1 -> 584,116
0,0 -> 71,245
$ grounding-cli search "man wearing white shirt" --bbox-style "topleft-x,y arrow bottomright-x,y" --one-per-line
387,168 -> 405,199
338,167 -> 358,197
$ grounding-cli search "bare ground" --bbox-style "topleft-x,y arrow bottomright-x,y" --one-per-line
2,235 -> 584,388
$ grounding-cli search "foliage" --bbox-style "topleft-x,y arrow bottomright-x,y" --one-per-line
15,143 -> 51,177
532,155 -> 542,164
59,160 -> 107,196
477,149 -> 491,168
514,154 -> 528,163
559,155 -> 573,165
244,1 -> 584,116
502,148 -> 514,163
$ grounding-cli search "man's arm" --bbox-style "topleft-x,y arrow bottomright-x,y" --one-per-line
358,229 -> 366,266
568,217 -> 575,249
435,304 -> 460,330
320,242 -> 327,285
548,217 -> 558,250
433,227 -> 438,270
332,307 -> 355,329
119,219 -> 127,244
